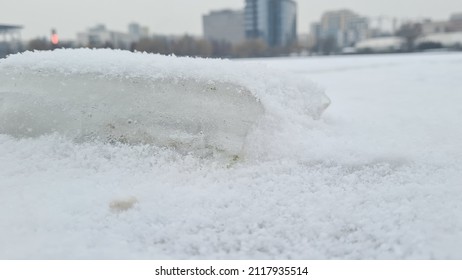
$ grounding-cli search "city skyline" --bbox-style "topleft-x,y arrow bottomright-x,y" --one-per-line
1,0 -> 461,40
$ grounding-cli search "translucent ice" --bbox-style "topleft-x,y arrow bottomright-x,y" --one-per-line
0,49 -> 330,156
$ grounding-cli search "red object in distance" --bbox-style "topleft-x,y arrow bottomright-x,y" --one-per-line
51,34 -> 59,45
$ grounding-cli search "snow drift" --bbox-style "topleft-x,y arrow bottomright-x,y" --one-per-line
0,49 -> 330,157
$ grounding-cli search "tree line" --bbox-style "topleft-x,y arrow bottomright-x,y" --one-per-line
24,35 -> 301,58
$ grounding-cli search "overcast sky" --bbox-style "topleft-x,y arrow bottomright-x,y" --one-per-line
1,0 -> 461,40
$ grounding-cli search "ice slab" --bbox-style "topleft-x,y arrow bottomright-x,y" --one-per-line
0,49 -> 330,157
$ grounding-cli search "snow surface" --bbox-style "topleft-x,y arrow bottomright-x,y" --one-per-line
1,51 -> 462,259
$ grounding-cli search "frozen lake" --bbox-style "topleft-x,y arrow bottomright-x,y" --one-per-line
1,51 -> 461,259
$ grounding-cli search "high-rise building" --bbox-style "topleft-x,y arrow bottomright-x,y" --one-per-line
450,13 -> 462,22
449,13 -> 462,32
203,9 -> 245,45
77,24 -> 132,49
128,22 -> 149,42
244,0 -> 297,47
312,9 -> 369,50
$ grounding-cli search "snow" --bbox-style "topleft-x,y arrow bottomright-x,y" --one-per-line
355,37 -> 405,51
416,32 -> 462,47
1,50 -> 462,259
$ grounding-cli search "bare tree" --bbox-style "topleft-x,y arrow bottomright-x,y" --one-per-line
396,23 -> 422,51
134,37 -> 172,55
172,35 -> 213,57
232,39 -> 268,58
27,38 -> 52,51
312,36 -> 338,55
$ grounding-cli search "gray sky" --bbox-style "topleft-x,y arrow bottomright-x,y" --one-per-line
1,0 -> 461,40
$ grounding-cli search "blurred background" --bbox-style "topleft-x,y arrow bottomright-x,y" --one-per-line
1,0 -> 461,58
